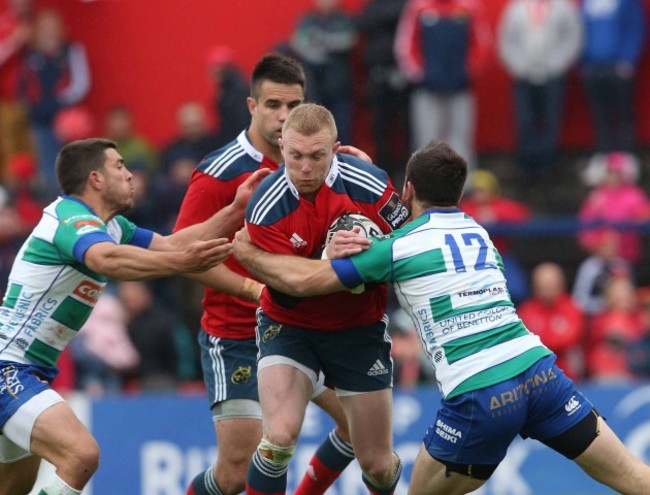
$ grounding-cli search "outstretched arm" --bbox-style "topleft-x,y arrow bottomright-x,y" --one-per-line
232,228 -> 359,297
150,168 -> 271,251
84,238 -> 232,281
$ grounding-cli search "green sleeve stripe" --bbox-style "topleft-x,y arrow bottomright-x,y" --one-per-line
3,283 -> 23,309
444,322 -> 530,364
447,347 -> 553,399
22,237 -> 70,265
393,248 -> 447,281
25,339 -> 60,367
51,297 -> 94,331
115,215 -> 136,243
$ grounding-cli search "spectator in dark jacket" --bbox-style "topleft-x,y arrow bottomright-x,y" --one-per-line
394,0 -> 491,169
580,0 -> 645,154
18,8 -> 90,199
355,0 -> 409,182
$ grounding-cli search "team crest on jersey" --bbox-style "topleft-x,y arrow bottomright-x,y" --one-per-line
262,324 -> 282,342
379,192 -> 409,229
73,280 -> 103,304
231,366 -> 252,384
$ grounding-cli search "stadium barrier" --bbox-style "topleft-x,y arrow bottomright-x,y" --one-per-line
30,382 -> 650,495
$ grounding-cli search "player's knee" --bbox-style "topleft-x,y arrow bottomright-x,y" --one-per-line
257,438 -> 296,468
362,452 -> 403,491
357,451 -> 395,485
69,436 -> 100,476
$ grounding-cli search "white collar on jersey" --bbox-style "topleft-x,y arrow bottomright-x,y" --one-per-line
237,130 -> 264,162
284,155 -> 340,199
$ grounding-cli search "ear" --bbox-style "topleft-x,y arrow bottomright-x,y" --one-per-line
402,180 -> 415,203
332,140 -> 341,155
246,96 -> 256,116
88,169 -> 104,191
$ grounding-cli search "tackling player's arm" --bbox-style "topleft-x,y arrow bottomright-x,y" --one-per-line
84,238 -> 232,280
150,168 -> 271,252
233,228 -> 367,297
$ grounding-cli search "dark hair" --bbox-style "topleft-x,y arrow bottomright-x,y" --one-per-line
250,53 -> 306,100
405,140 -> 468,207
56,138 -> 117,195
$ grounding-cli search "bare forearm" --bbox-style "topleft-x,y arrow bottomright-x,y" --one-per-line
238,250 -> 341,297
166,203 -> 245,249
85,238 -> 231,280
87,245 -> 187,280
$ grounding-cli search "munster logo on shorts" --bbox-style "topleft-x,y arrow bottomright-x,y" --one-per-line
231,366 -> 252,384
262,324 -> 282,342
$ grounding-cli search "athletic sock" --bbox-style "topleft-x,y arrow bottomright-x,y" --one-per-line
294,429 -> 355,495
245,450 -> 288,495
186,468 -> 224,495
362,453 -> 403,495
38,474 -> 82,495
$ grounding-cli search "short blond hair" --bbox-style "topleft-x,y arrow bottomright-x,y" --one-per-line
282,103 -> 337,140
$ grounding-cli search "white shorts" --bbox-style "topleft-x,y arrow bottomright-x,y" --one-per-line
258,355 -> 328,399
0,389 -> 64,463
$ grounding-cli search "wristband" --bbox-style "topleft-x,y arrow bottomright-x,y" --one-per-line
240,277 -> 263,303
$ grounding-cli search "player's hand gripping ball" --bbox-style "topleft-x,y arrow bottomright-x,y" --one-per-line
324,213 -> 383,246
322,213 -> 382,294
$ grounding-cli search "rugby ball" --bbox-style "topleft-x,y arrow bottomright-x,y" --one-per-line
324,213 -> 382,246
322,213 -> 382,294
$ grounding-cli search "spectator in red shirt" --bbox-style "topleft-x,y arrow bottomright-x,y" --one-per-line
518,262 -> 585,380
586,276 -> 645,381
0,0 -> 34,183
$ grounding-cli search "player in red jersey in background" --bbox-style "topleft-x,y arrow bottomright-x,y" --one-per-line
243,103 -> 409,495
174,54 -> 357,495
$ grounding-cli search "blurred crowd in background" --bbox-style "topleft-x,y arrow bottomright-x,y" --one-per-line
2,0 -> 650,395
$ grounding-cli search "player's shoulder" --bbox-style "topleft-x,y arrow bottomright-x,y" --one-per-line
246,167 -> 298,226
197,131 -> 265,181
52,196 -> 101,225
333,153 -> 391,202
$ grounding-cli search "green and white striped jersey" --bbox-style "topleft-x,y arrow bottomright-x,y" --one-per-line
333,209 -> 551,399
0,196 -> 144,367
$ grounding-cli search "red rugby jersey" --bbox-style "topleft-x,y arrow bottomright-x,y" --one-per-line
174,131 -> 279,339
246,154 -> 409,331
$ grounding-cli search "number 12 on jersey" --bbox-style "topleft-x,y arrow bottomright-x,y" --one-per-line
444,233 -> 497,272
